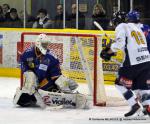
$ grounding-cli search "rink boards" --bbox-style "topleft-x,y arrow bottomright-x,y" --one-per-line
0,28 -> 122,84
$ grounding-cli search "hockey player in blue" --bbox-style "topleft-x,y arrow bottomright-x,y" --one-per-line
141,25 -> 150,52
13,34 -> 89,109
20,40 -> 61,91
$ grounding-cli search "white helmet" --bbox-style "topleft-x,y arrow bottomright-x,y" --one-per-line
35,33 -> 49,55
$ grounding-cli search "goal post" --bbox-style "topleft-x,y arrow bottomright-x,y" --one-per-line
19,32 -> 106,106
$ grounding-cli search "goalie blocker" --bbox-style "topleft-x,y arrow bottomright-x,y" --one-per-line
13,72 -> 89,109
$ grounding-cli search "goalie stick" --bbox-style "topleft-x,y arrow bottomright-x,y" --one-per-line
93,21 -> 121,65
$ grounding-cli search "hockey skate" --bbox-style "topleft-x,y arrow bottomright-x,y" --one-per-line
142,105 -> 150,116
124,103 -> 143,117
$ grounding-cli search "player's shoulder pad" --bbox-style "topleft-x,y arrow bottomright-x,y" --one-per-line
24,47 -> 34,53
21,47 -> 34,58
115,23 -> 126,30
46,50 -> 58,59
143,24 -> 150,31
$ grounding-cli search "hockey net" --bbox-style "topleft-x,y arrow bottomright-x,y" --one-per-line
19,32 -> 126,107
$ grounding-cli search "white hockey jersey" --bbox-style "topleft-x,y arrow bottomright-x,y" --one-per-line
111,23 -> 150,67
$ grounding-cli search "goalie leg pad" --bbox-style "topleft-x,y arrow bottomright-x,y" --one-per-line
38,89 -> 66,107
75,93 -> 89,109
13,87 -> 45,108
13,87 -> 36,107
38,89 -> 89,109
23,71 -> 38,94
34,91 -> 46,109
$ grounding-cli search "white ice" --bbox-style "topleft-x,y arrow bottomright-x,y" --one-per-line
0,77 -> 149,124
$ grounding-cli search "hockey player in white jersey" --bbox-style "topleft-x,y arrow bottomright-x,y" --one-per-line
100,10 -> 150,117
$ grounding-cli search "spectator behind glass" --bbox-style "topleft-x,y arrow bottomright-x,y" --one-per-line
19,10 -> 36,28
91,3 -> 109,30
32,8 -> 52,29
0,5 -> 5,27
2,4 -> 10,20
5,8 -> 23,28
54,4 -> 64,29
68,4 -> 85,29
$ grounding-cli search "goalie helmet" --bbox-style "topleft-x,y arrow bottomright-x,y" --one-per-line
35,34 -> 49,55
112,11 -> 127,26
127,10 -> 140,23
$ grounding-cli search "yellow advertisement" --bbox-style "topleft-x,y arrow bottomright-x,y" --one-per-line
101,34 -> 124,83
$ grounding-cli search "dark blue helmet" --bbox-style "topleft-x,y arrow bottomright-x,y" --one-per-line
112,11 -> 127,26
127,10 -> 140,22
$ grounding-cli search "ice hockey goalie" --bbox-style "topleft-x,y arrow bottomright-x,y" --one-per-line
13,34 -> 89,109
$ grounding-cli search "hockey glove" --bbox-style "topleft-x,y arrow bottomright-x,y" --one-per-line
100,47 -> 115,61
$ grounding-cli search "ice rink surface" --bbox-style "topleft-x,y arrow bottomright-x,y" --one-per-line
0,77 -> 149,124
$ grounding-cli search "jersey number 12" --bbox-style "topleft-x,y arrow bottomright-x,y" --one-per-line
131,31 -> 145,45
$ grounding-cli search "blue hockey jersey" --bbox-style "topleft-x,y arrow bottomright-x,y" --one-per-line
20,47 -> 62,88
141,24 -> 150,52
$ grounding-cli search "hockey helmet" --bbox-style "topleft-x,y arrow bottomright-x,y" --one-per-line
127,10 -> 140,22
112,11 -> 127,26
35,33 -> 49,55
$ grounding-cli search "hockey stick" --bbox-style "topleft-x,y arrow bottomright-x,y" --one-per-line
93,21 -> 114,41
93,21 -> 104,31
93,21 -> 121,65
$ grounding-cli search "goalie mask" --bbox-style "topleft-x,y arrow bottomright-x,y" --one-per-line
35,34 -> 49,55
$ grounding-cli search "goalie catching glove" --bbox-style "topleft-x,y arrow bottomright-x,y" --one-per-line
55,75 -> 78,93
100,47 -> 116,61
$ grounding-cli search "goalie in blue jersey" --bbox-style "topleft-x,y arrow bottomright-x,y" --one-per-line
13,34 -> 88,109
20,34 -> 62,92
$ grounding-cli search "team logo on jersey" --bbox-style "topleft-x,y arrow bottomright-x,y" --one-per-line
39,64 -> 48,71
